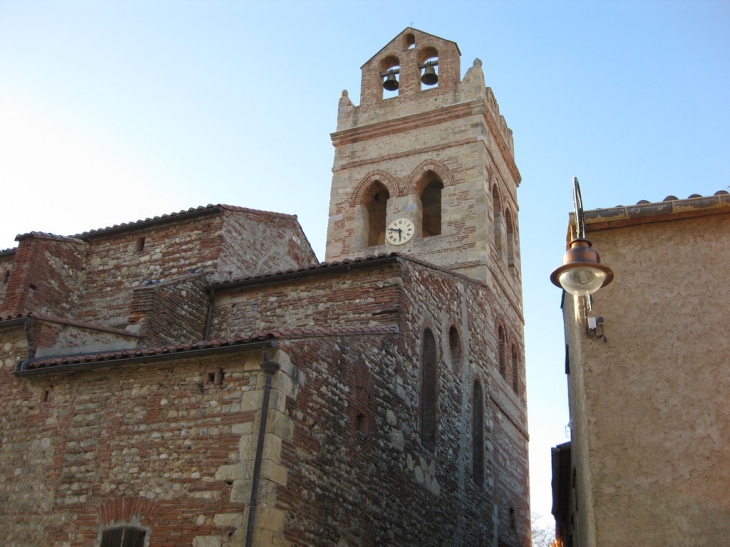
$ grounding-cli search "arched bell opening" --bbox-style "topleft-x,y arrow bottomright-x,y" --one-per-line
379,55 -> 401,99
418,46 -> 439,90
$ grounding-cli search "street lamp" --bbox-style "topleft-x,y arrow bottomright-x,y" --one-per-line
550,178 -> 614,297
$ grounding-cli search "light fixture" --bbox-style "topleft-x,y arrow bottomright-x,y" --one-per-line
550,238 -> 613,296
550,177 -> 614,297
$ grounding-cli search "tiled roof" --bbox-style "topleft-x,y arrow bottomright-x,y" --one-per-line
209,251 -> 489,292
3,205 -> 300,247
209,253 -> 402,289
17,325 -> 399,374
583,191 -> 730,229
15,232 -> 84,243
0,312 -> 33,323
72,204 -> 297,239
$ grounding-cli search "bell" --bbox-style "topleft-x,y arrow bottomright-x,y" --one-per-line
421,63 -> 438,86
383,72 -> 399,91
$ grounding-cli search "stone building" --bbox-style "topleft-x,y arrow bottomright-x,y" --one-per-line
551,192 -> 730,547
0,29 -> 529,546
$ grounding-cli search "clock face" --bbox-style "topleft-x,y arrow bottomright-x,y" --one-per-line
386,218 -> 415,245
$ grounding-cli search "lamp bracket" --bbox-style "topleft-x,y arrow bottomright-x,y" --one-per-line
572,176 -> 586,240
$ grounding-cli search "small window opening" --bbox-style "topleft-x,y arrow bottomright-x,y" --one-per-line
498,326 -> 506,379
472,380 -> 484,485
509,507 -> 516,530
41,386 -> 53,402
135,237 -> 146,253
404,33 -> 415,49
204,368 -> 223,386
356,414 -> 369,437
29,283 -> 37,291
421,328 -> 438,450
420,173 -> 443,237
100,526 -> 146,547
492,184 -> 503,254
2,271 -> 9,284
506,209 -> 516,273
448,325 -> 462,370
366,182 -> 390,246
511,346 -> 519,395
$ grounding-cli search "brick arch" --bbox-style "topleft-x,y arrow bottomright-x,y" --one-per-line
99,496 -> 160,527
406,160 -> 455,195
349,170 -> 400,207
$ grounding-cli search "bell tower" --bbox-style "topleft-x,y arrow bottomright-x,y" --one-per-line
325,28 -> 522,293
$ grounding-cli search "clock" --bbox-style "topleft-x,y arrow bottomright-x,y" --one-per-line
386,218 -> 415,245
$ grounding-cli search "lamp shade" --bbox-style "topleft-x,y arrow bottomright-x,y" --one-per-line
550,239 -> 614,296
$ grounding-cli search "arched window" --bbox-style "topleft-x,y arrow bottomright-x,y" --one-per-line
492,184 -> 503,254
511,346 -> 519,395
100,526 -> 146,547
472,379 -> 485,485
420,172 -> 443,237
421,328 -> 438,450
498,326 -> 506,379
506,208 -> 515,272
365,182 -> 390,246
448,325 -> 462,372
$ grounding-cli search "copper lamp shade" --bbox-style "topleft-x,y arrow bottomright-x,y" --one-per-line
550,239 -> 614,296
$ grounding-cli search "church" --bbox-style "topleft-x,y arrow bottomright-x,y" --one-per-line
0,29 -> 529,547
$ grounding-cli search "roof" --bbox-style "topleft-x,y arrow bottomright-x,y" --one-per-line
73,204 -> 297,239
15,325 -> 400,376
208,251 -> 491,293
362,27 -> 461,69
579,191 -> 730,233
1,204 -> 302,254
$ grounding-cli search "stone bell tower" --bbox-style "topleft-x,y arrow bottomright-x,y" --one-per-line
325,28 -> 522,293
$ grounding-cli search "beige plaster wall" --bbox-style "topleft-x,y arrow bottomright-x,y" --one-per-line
566,212 -> 730,546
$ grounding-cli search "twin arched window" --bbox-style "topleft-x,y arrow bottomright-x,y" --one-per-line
363,171 -> 444,247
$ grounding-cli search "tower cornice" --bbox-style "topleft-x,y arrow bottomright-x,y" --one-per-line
331,99 -> 520,184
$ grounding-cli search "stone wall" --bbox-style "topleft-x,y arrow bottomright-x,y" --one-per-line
0,330 -> 274,547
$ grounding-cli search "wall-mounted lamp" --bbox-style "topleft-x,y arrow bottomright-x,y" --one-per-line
550,238 -> 613,296
550,177 -> 614,297
551,178 -> 613,342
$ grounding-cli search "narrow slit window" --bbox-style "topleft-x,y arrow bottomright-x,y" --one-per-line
421,328 -> 438,450
135,237 -> 146,253
472,380 -> 484,485
511,346 -> 519,394
498,326 -> 506,379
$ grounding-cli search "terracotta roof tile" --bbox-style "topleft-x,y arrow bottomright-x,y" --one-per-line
72,204 -> 298,239
20,325 -> 399,372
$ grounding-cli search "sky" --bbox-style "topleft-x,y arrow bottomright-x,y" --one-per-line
1,0 -> 729,530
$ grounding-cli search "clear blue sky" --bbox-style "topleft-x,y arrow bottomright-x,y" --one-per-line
2,0 -> 728,528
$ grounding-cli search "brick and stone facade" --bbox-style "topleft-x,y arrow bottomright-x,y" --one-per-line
0,29 -> 529,547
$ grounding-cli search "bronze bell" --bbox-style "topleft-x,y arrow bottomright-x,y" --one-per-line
421,63 -> 438,86
383,71 -> 399,91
